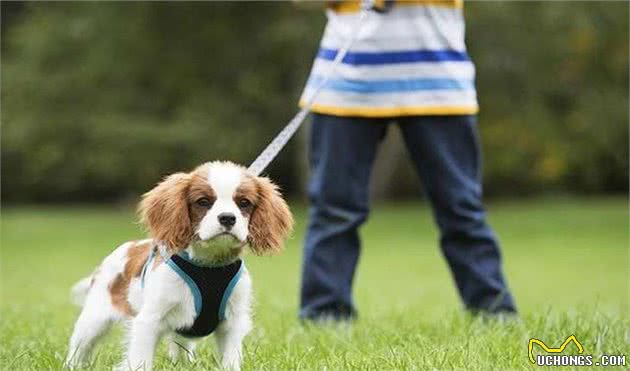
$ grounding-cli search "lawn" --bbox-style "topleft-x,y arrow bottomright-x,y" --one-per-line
1,197 -> 628,370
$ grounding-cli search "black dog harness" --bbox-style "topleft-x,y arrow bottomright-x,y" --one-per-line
141,249 -> 244,338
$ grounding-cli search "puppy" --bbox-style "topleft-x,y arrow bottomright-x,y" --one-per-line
65,161 -> 293,371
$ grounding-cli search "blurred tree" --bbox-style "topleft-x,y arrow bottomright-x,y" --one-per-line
467,2 -> 628,195
1,2 -> 627,202
2,2 -> 324,201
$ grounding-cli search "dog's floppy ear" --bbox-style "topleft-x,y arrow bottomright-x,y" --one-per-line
247,176 -> 293,255
139,172 -> 192,252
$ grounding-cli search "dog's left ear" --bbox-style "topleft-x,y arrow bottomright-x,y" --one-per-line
247,176 -> 293,255
138,172 -> 193,252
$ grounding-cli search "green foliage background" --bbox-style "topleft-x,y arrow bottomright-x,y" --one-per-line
2,2 -> 628,202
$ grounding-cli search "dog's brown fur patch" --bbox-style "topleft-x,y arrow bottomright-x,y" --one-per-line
187,170 -> 217,228
234,176 -> 258,219
109,240 -> 161,316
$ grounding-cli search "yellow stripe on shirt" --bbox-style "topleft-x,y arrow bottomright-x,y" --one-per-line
300,101 -> 479,118
330,0 -> 463,13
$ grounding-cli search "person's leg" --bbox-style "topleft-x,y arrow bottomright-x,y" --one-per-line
300,113 -> 387,320
398,115 -> 516,313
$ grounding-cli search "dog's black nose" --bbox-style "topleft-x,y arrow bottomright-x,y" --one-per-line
218,213 -> 236,228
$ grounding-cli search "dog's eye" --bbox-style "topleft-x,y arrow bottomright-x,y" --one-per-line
196,197 -> 212,208
238,198 -> 251,209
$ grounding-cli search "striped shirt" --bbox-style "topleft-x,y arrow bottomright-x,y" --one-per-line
299,0 -> 478,117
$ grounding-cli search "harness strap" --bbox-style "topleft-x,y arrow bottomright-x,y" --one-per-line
162,253 -> 244,321
139,245 -> 244,338
218,261 -> 244,321
165,257 -> 203,316
140,247 -> 156,288
170,257 -> 244,337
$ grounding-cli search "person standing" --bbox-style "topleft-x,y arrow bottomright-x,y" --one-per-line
299,0 -> 516,321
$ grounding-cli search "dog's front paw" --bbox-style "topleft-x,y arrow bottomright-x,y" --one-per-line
114,359 -> 152,371
167,340 -> 196,364
185,349 -> 197,363
222,362 -> 241,371
63,358 -> 81,370
64,349 -> 87,369
221,354 -> 241,371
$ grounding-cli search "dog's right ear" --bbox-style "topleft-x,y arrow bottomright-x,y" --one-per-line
138,172 -> 192,252
247,175 -> 294,255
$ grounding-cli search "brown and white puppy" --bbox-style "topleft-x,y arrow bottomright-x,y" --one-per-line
65,161 -> 293,371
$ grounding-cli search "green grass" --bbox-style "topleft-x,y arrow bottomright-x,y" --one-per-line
1,197 -> 628,370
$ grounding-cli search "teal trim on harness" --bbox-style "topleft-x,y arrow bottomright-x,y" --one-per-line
218,262 -> 244,321
139,247 -> 243,333
165,259 -> 203,317
140,248 -> 156,289
178,250 -> 193,262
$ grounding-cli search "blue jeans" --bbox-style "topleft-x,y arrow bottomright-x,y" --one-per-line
300,113 -> 516,320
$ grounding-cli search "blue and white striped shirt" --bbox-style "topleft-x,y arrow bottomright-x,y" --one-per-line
299,0 -> 478,117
